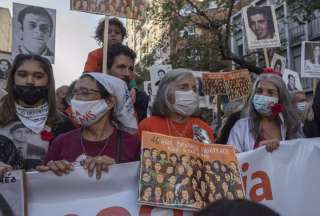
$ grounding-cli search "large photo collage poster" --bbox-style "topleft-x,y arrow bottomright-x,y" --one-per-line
12,3 -> 56,64
243,5 -> 281,50
70,0 -> 150,19
138,132 -> 245,211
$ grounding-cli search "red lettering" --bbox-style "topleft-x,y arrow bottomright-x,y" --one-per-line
241,162 -> 249,192
96,206 -> 131,216
250,171 -> 273,202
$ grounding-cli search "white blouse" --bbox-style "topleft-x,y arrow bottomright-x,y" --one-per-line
227,115 -> 287,153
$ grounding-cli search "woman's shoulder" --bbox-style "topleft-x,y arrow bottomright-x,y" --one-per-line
53,128 -> 81,143
139,116 -> 165,126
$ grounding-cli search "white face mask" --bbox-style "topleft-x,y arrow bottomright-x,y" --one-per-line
173,90 -> 198,116
297,102 -> 306,113
71,99 -> 110,127
253,94 -> 279,116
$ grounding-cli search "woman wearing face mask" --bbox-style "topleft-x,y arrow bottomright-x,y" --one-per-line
303,82 -> 320,138
227,73 -> 302,153
139,69 -> 214,143
0,54 -> 74,171
39,73 -> 140,180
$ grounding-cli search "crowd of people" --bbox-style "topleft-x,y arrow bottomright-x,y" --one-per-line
0,16 -> 319,215
140,147 -> 244,208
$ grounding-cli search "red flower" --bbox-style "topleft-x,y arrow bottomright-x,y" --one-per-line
263,67 -> 282,77
271,103 -> 284,117
40,130 -> 54,141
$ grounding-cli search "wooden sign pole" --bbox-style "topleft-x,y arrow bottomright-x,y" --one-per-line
263,48 -> 270,68
102,15 -> 109,74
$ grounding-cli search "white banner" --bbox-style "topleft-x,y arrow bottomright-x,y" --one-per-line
27,162 -> 192,216
237,138 -> 320,216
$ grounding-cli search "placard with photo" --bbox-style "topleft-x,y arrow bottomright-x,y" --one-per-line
301,41 -> 320,78
271,53 -> 286,75
283,69 -> 303,91
243,5 -> 281,49
0,52 -> 12,89
149,64 -> 172,95
12,3 -> 56,64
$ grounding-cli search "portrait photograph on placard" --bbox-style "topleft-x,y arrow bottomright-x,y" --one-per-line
243,5 -> 281,49
271,53 -> 286,75
283,69 -> 303,92
70,0 -> 148,19
144,81 -> 152,97
149,64 -> 172,95
12,3 -> 56,64
301,41 -> 320,78
0,52 -> 12,89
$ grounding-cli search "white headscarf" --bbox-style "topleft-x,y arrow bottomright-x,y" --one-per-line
85,72 -> 138,134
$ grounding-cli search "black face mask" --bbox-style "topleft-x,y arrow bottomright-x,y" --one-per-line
13,85 -> 48,105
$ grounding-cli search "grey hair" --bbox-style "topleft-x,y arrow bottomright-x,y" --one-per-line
248,73 -> 301,139
151,68 -> 196,117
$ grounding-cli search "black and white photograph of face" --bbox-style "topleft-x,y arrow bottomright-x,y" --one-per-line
12,3 -> 56,64
150,64 -> 172,95
271,54 -> 286,75
301,41 -> 320,78
282,69 -> 303,92
243,5 -> 280,49
0,59 -> 11,80
155,69 -> 166,86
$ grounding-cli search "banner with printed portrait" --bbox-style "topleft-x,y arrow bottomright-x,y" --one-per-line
70,0 -> 150,20
301,41 -> 320,78
203,70 -> 252,102
0,170 -> 26,216
271,53 -> 286,75
0,51 -> 12,89
223,70 -> 252,102
282,69 -> 303,91
243,5 -> 281,49
149,64 -> 172,96
12,3 -> 56,64
192,71 -> 213,108
139,132 -> 244,211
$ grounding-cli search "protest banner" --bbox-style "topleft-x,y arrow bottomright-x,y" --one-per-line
0,170 -> 26,216
12,3 -> 56,64
223,69 -> 252,102
271,53 -> 286,75
243,5 -> 281,50
203,70 -> 252,102
27,162 -> 193,216
301,41 -> 320,78
139,132 -> 244,210
149,64 -> 172,95
203,72 -> 226,96
70,0 -> 149,20
282,69 -> 303,91
0,51 -> 11,89
237,138 -> 320,216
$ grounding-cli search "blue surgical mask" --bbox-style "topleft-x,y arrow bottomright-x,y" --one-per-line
253,94 -> 279,116
297,102 -> 306,113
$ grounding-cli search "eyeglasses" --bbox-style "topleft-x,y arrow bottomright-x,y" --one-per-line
72,88 -> 101,97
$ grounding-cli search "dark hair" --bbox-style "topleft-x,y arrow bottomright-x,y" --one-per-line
79,74 -> 111,99
288,74 -> 295,80
274,59 -> 282,69
247,6 -> 275,35
0,54 -> 58,127
107,44 -> 136,69
95,18 -> 127,45
158,69 -> 165,75
196,199 -> 280,216
17,6 -> 53,36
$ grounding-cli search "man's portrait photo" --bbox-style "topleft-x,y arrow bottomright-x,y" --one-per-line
12,3 -> 56,63
243,5 -> 281,49
271,53 -> 286,75
301,41 -> 320,78
282,69 -> 303,92
149,64 -> 172,95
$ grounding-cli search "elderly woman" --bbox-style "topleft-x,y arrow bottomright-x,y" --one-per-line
40,73 -> 140,180
227,73 -> 302,152
139,69 -> 214,143
0,54 -> 74,174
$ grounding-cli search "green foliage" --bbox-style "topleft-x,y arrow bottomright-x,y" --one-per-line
285,0 -> 320,23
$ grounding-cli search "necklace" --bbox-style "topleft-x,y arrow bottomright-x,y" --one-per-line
166,118 -> 191,137
80,131 -> 111,159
